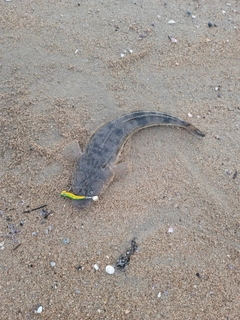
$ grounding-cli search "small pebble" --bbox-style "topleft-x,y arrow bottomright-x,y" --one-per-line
157,292 -> 161,298
105,265 -> 115,274
168,20 -> 176,24
62,238 -> 70,244
169,37 -> 177,43
50,261 -> 56,267
168,226 -> 174,233
233,170 -> 238,180
35,305 -> 43,314
93,264 -> 99,271
188,113 -> 193,118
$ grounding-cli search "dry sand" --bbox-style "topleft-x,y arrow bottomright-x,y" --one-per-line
1,0 -> 240,319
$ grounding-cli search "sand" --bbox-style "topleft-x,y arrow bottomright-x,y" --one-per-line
1,0 -> 239,319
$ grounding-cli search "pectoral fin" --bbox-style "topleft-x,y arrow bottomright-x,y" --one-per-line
63,140 -> 82,161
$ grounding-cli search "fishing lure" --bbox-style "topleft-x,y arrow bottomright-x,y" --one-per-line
60,190 -> 99,201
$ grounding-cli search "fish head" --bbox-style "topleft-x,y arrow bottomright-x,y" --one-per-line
71,154 -> 113,209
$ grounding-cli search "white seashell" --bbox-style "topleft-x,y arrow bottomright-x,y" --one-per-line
105,265 -> 115,274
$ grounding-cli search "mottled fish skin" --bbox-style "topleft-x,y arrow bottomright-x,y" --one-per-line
72,111 -> 205,208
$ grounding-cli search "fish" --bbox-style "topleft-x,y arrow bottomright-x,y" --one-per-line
61,111 -> 205,208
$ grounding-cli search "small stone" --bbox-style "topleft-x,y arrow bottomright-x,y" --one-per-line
233,170 -> 238,180
188,113 -> 193,118
50,261 -> 56,267
157,292 -> 161,298
168,226 -> 174,233
35,305 -> 43,314
169,37 -> 177,43
93,264 -> 99,271
105,265 -> 115,274
20,220 -> 24,226
62,238 -> 70,244
168,20 -> 176,24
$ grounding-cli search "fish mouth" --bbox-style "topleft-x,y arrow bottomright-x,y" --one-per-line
72,198 -> 93,209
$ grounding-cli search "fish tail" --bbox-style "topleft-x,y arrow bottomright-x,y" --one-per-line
185,123 -> 205,139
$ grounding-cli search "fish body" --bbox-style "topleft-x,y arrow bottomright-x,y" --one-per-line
67,111 -> 205,208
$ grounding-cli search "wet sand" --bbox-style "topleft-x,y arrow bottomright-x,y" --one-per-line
1,0 -> 239,319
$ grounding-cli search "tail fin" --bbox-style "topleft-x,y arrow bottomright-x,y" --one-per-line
186,124 -> 205,139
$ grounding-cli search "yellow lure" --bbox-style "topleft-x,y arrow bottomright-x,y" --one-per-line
60,190 -> 99,201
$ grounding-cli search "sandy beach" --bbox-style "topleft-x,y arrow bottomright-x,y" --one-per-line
1,0 -> 239,319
